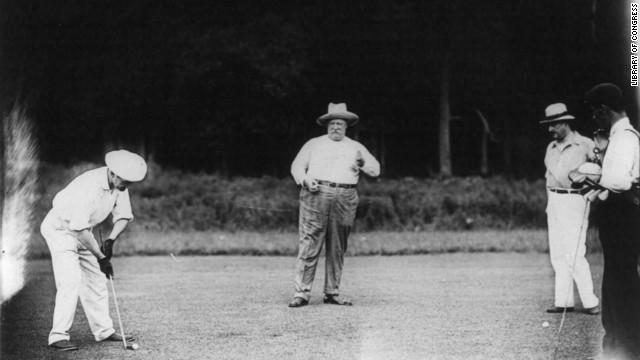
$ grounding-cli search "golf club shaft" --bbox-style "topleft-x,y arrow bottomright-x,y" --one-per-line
109,277 -> 129,348
583,178 -> 606,191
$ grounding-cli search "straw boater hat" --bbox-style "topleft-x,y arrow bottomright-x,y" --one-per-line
539,103 -> 575,124
105,150 -> 148,182
316,103 -> 359,126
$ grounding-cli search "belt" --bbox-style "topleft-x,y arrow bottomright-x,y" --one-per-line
548,188 -> 585,195
317,180 -> 357,189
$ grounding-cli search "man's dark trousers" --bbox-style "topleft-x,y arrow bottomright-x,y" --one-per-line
598,192 -> 640,359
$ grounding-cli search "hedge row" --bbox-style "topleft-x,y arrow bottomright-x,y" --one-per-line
36,163 -> 549,232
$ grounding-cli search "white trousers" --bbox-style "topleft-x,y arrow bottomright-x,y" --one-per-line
40,211 -> 115,345
546,192 -> 599,308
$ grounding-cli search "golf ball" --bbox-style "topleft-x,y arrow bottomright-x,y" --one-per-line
131,343 -> 139,350
542,321 -> 549,327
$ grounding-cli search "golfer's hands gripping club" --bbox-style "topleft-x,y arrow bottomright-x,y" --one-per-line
304,178 -> 319,193
98,257 -> 114,279
584,188 -> 604,202
101,239 -> 115,260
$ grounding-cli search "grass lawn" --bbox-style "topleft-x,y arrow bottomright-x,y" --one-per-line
27,229 -> 602,258
1,253 -> 605,360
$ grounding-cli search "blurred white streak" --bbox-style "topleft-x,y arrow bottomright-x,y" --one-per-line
1,103 -> 39,303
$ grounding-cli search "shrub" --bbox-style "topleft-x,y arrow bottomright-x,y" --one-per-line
36,164 -> 550,232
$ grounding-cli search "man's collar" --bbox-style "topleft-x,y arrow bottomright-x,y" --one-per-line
102,167 -> 112,191
552,130 -> 577,148
610,117 -> 631,135
324,134 -> 350,142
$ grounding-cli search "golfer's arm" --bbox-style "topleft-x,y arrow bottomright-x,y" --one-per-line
76,229 -> 107,259
291,140 -> 313,186
359,148 -> 380,177
107,219 -> 130,241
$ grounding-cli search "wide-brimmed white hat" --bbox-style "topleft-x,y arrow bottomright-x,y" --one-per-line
539,103 -> 575,124
105,150 -> 147,182
316,103 -> 359,126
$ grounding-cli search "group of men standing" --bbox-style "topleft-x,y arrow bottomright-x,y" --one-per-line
41,84 -> 639,359
542,83 -> 640,360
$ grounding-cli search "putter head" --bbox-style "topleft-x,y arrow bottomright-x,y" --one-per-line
126,343 -> 139,350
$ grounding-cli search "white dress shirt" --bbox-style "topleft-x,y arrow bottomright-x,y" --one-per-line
52,167 -> 134,231
291,135 -> 380,185
600,117 -> 640,192
544,131 -> 595,189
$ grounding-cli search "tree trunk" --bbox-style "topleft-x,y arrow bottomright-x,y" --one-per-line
438,55 -> 452,178
480,132 -> 488,175
589,0 -> 597,40
475,109 -> 493,176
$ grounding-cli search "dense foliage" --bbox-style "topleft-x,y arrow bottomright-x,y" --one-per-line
37,163 -> 550,232
2,1 -> 628,178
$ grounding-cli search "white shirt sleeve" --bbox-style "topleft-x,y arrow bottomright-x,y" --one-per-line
358,144 -> 380,177
600,130 -> 638,192
112,189 -> 134,223
291,140 -> 313,186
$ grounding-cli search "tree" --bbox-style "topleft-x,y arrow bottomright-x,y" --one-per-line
438,54 -> 452,177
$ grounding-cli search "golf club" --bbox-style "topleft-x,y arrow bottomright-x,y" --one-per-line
553,201 -> 590,360
101,230 -> 139,351
108,277 -> 138,350
583,178 -> 640,206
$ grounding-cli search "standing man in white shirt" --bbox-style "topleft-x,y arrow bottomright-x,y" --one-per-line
540,103 -> 600,315
288,103 -> 380,308
40,150 -> 147,351
585,83 -> 640,360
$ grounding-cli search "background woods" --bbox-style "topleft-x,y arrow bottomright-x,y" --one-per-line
1,0 -> 635,178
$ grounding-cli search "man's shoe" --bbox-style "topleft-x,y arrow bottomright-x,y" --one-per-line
584,305 -> 601,315
49,340 -> 79,351
288,297 -> 309,308
103,333 -> 135,342
323,295 -> 353,306
546,306 -> 574,313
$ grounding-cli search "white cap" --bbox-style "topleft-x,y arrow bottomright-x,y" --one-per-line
105,150 -> 147,182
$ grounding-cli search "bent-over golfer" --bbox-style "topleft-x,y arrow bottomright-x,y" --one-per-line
289,103 -> 380,307
41,150 -> 146,351
540,103 -> 600,315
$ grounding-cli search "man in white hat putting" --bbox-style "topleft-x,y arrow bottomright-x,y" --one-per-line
288,103 -> 380,308
40,150 -> 147,351
540,103 -> 600,315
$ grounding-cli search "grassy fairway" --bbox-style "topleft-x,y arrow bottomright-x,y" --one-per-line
2,253 -> 604,360
27,229 -> 602,258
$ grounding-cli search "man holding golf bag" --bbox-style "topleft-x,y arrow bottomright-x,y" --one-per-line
40,150 -> 146,351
